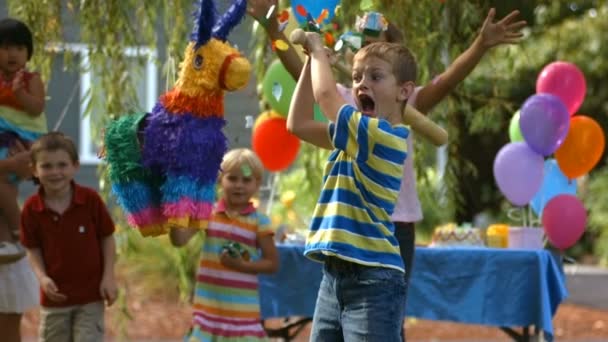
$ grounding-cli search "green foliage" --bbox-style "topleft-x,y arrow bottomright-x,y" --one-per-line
116,227 -> 202,302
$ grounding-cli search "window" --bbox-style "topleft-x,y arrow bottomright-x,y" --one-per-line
48,43 -> 158,164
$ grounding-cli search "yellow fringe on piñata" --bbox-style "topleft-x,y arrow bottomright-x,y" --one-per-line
139,223 -> 170,237
168,217 -> 209,230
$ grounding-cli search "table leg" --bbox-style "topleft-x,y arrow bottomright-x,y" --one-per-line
263,317 -> 312,341
500,326 -> 533,342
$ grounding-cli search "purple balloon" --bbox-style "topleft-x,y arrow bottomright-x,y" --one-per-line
493,142 -> 544,206
519,94 -> 570,156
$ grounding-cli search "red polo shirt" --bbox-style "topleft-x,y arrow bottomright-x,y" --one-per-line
20,182 -> 115,307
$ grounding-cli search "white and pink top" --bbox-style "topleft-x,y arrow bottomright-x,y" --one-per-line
338,84 -> 423,223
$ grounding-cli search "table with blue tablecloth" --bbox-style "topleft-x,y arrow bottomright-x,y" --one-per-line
259,244 -> 568,341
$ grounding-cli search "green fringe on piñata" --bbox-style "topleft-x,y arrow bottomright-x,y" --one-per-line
104,112 -> 151,183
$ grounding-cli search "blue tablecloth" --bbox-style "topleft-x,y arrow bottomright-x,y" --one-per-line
259,244 -> 568,341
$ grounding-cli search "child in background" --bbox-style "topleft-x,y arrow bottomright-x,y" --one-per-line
0,145 -> 39,342
0,18 -> 47,264
287,29 -> 416,340
171,148 -> 279,341
20,132 -> 116,341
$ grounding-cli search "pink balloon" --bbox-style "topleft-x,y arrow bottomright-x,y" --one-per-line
536,61 -> 586,115
542,194 -> 586,250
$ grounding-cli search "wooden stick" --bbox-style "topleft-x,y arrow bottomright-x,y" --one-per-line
402,105 -> 448,146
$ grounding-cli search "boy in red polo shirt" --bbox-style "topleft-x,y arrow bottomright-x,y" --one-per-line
20,132 -> 117,341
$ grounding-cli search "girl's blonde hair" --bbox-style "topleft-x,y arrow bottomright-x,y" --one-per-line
220,148 -> 264,181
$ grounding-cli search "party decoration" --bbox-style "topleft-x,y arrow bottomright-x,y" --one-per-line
530,159 -> 577,216
355,11 -> 389,37
272,39 -> 289,51
291,0 -> 340,25
542,194 -> 587,250
519,93 -> 570,156
335,31 -> 364,52
508,110 -> 524,142
536,61 -> 586,115
493,142 -> 544,206
555,115 -> 605,179
252,117 -> 300,172
262,60 -> 296,116
104,0 -> 251,236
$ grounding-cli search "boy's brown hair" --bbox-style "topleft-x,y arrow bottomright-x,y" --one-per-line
30,132 -> 79,164
354,42 -> 417,84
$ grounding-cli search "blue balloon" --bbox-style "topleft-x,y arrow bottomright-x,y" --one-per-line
291,0 -> 340,25
530,159 -> 577,216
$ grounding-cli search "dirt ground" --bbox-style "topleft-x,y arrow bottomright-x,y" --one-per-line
20,297 -> 608,341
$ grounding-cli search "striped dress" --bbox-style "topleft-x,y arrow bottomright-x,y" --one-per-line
305,104 -> 409,272
187,200 -> 273,342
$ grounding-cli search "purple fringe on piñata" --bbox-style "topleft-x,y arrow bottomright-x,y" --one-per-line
212,0 -> 247,41
192,0 -> 217,46
142,103 -> 227,183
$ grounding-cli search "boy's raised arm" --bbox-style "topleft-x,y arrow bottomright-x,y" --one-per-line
414,8 -> 526,114
286,57 -> 332,150
292,30 -> 346,123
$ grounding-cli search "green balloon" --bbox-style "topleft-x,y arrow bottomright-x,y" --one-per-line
314,104 -> 328,123
262,60 -> 296,117
509,110 -> 524,142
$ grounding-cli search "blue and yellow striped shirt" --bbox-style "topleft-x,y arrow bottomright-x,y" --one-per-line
304,105 -> 409,272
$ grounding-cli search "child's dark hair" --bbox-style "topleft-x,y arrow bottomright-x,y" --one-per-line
0,18 -> 34,60
30,132 -> 79,164
385,23 -> 405,44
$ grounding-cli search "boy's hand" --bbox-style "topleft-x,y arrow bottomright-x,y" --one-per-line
100,275 -> 118,306
291,30 -> 324,54
479,8 -> 526,49
220,250 -> 244,271
41,276 -> 67,303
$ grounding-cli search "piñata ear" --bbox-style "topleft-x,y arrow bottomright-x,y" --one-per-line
212,0 -> 247,41
192,0 -> 217,47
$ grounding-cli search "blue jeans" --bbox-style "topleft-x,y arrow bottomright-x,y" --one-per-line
310,257 -> 406,342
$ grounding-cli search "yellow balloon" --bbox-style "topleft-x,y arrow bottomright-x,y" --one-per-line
253,110 -> 282,131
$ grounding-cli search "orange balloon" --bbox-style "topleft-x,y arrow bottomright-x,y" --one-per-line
555,115 -> 605,179
252,117 -> 300,172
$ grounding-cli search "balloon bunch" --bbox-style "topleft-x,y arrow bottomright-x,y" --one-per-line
493,61 -> 605,250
